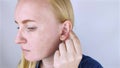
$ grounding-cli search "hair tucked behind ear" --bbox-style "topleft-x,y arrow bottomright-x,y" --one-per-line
17,0 -> 74,68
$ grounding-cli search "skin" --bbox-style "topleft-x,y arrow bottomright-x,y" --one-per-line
15,0 -> 82,68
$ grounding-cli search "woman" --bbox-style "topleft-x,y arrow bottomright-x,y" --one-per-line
14,0 -> 103,68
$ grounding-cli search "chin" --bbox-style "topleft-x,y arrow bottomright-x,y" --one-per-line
25,55 -> 43,62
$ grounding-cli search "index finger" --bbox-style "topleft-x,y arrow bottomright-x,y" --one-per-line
70,31 -> 82,54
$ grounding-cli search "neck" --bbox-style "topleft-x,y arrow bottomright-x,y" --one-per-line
40,54 -> 54,68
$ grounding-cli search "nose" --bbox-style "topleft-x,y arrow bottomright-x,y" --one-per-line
15,30 -> 27,44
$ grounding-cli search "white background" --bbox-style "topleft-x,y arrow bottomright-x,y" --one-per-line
0,0 -> 2,67
0,0 -> 120,68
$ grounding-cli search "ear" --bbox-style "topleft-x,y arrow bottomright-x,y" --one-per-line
60,20 -> 73,41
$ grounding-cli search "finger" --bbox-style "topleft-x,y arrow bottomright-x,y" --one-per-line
54,50 -> 60,62
65,38 -> 76,55
70,31 -> 82,54
59,42 -> 67,57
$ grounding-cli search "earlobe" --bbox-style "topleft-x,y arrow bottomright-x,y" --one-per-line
60,20 -> 72,41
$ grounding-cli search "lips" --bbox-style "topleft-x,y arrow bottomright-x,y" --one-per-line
21,47 -> 30,52
22,48 -> 30,52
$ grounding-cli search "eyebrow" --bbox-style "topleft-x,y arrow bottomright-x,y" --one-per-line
15,20 -> 36,24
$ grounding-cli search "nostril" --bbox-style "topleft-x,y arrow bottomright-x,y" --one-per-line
15,38 -> 27,44
15,35 -> 27,44
15,31 -> 27,44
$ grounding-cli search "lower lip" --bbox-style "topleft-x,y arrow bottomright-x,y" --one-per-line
22,49 -> 30,53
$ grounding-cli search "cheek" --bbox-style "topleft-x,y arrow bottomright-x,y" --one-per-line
30,29 -> 60,51
27,32 -> 60,61
25,24 -> 61,60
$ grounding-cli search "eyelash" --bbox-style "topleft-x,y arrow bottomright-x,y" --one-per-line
17,27 -> 37,32
27,27 -> 37,31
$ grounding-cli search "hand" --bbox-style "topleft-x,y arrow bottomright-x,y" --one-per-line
54,31 -> 82,68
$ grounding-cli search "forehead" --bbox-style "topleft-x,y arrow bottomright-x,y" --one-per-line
17,0 -> 50,7
15,0 -> 54,23
16,0 -> 51,14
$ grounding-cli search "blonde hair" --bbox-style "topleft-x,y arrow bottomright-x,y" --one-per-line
18,0 -> 74,68
50,0 -> 74,26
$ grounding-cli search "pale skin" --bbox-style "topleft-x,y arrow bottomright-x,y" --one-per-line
15,0 -> 82,68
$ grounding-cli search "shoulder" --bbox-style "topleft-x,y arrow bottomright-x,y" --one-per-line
78,55 -> 103,68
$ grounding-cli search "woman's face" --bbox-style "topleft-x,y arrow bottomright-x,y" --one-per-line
15,0 -> 61,61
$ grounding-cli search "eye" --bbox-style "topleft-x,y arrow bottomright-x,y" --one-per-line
26,27 -> 37,31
